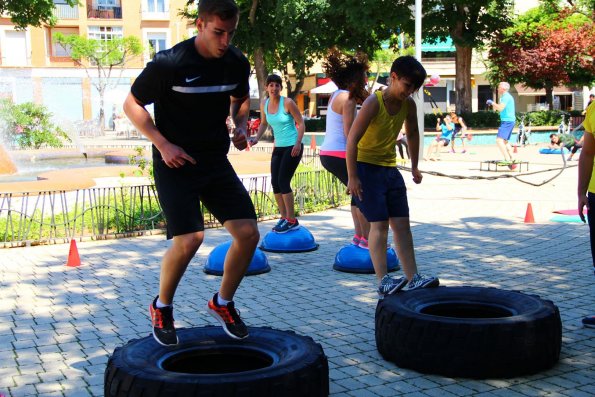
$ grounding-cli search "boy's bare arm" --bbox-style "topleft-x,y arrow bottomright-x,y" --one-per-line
404,98 -> 421,171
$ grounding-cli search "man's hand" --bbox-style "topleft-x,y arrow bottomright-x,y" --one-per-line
232,127 -> 248,150
412,167 -> 423,184
159,141 -> 196,168
486,99 -> 494,106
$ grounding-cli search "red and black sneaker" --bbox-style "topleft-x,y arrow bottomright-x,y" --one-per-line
207,293 -> 249,340
149,296 -> 179,346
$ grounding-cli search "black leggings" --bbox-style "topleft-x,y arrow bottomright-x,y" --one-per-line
271,144 -> 303,194
320,154 -> 356,206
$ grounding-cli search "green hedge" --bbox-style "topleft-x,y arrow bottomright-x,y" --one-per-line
424,109 -> 581,130
424,111 -> 501,129
305,118 -> 326,132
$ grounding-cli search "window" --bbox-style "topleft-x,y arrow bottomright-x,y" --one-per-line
98,0 -> 118,7
147,32 -> 167,59
147,0 -> 166,13
88,26 -> 123,42
49,27 -> 78,59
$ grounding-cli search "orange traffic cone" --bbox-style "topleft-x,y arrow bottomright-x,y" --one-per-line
66,239 -> 81,267
524,203 -> 535,223
310,137 -> 317,150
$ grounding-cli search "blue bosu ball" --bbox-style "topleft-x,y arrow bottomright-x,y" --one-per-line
260,226 -> 319,253
204,241 -> 270,276
333,244 -> 400,274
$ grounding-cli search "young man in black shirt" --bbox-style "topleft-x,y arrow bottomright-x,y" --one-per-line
123,0 -> 259,345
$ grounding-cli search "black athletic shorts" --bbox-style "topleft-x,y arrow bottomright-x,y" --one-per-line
153,156 -> 256,238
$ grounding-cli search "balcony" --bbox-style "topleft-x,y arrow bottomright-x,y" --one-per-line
86,1 -> 122,19
54,4 -> 79,19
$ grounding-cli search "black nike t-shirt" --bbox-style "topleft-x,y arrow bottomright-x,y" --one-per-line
131,38 -> 250,158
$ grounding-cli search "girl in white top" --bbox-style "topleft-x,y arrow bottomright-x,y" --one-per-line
319,49 -> 371,248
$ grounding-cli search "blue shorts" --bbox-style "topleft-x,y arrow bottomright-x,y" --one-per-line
497,121 -> 515,141
353,162 -> 409,222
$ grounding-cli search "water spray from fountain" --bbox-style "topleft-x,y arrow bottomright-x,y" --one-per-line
0,116 -> 18,175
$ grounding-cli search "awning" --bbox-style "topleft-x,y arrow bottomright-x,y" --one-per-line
421,38 -> 455,52
514,85 -> 576,96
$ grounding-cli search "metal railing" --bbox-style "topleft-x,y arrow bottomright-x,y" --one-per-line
54,4 -> 79,19
86,1 -> 122,19
0,167 -> 348,247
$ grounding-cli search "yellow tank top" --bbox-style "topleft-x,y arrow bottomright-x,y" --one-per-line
585,102 -> 595,193
357,90 -> 409,166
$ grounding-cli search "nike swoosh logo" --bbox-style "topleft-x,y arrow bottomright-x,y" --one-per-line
185,76 -> 201,83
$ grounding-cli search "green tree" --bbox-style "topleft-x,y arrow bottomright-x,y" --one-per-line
487,7 -> 595,110
0,0 -> 78,29
419,0 -> 514,113
182,0 -> 409,99
0,99 -> 70,149
54,33 -> 142,130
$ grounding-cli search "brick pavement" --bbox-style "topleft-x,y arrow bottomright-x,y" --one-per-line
1,145 -> 594,396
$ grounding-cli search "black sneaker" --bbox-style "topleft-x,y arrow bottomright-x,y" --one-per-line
276,218 -> 300,233
272,218 -> 286,232
149,296 -> 179,346
207,293 -> 248,340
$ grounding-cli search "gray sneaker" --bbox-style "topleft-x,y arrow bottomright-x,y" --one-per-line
403,273 -> 440,291
377,274 -> 407,297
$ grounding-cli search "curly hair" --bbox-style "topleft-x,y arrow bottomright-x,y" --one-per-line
322,48 -> 370,104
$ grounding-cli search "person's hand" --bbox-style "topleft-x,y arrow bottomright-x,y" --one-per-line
412,167 -> 423,184
579,195 -> 589,223
436,118 -> 441,123
347,176 -> 363,201
232,126 -> 248,150
159,141 -> 196,168
486,99 -> 494,106
248,136 -> 259,146
291,142 -> 301,157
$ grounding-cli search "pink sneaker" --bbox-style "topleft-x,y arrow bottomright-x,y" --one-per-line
351,235 -> 361,246
359,237 -> 369,250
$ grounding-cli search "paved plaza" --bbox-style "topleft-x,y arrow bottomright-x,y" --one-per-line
1,144 -> 594,396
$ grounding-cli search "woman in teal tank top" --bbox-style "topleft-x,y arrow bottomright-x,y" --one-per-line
251,74 -> 305,233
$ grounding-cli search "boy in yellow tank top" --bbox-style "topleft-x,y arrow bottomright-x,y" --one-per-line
346,56 -> 439,296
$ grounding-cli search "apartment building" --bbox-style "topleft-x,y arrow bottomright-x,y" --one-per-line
0,0 -> 194,125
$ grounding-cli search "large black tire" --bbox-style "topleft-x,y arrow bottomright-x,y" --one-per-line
375,286 -> 561,379
105,327 -> 329,397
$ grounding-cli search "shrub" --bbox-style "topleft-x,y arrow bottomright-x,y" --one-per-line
0,99 -> 70,149
305,117 -> 326,132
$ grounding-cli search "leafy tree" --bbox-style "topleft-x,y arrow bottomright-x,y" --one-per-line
0,99 -> 70,149
0,0 -> 78,29
487,7 -> 595,109
54,33 -> 142,130
419,0 -> 514,113
182,0 -> 409,99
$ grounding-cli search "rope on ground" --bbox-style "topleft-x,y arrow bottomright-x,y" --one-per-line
397,152 -> 574,187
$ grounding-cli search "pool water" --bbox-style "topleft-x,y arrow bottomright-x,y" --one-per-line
0,157 -> 121,183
